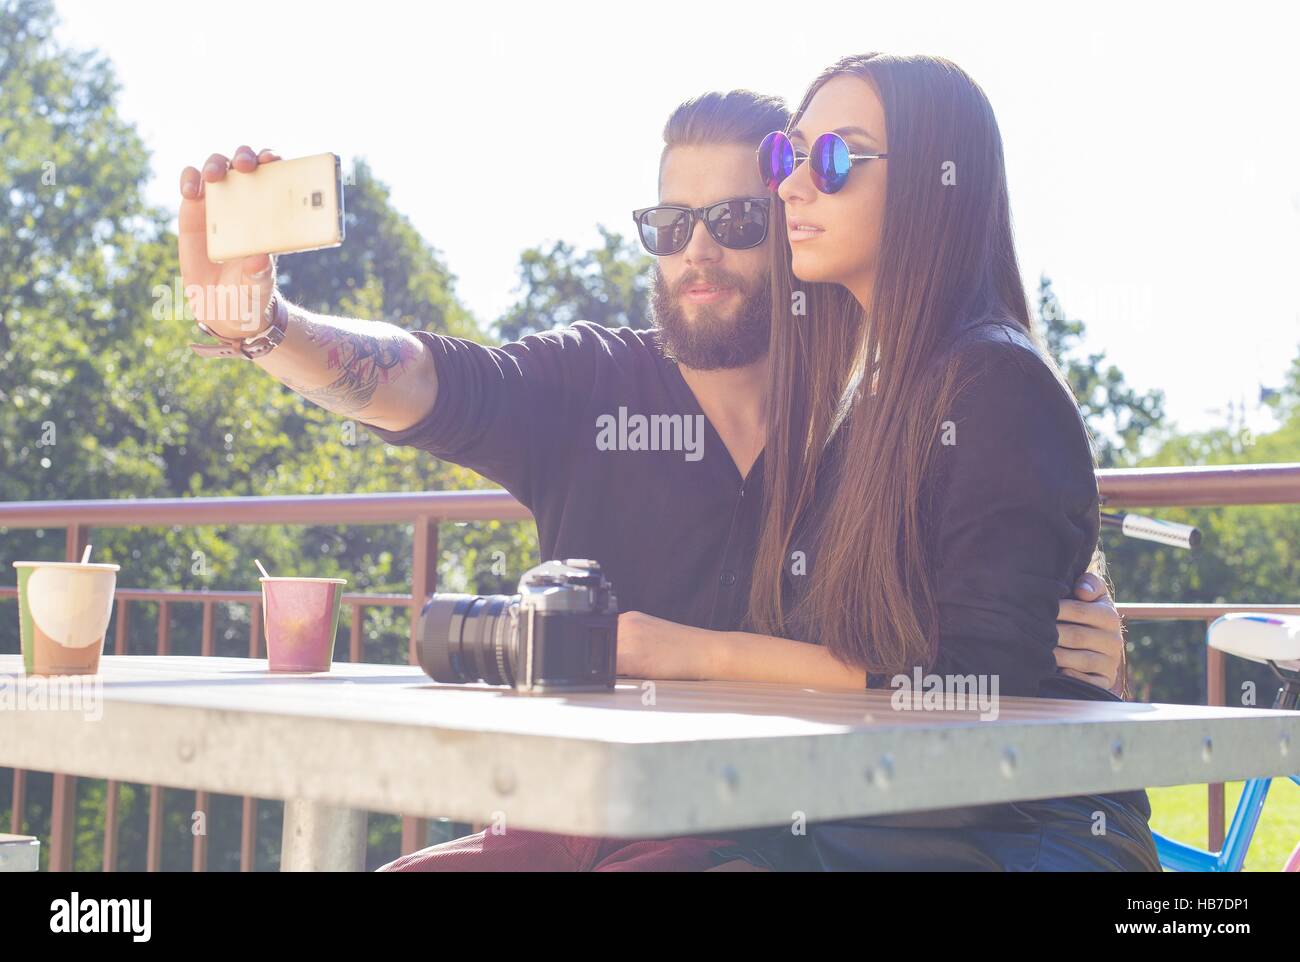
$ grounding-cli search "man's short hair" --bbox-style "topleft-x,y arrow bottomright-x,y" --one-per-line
660,90 -> 791,185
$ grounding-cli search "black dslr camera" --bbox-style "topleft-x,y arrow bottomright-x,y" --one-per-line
416,559 -> 619,693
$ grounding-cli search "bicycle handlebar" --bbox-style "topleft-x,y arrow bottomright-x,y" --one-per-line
1101,511 -> 1201,550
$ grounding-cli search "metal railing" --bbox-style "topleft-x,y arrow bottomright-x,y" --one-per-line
0,490 -> 529,871
1,462 -> 1297,869
1092,462 -> 1299,853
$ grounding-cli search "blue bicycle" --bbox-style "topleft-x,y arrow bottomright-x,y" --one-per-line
1104,510 -> 1300,871
1151,612 -> 1300,871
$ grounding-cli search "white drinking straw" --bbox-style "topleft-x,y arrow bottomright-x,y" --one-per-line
254,558 -> 272,580
81,544 -> 93,564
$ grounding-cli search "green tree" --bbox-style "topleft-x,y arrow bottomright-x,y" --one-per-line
276,157 -> 479,341
1,0 -> 176,505
1033,280 -> 1297,705
0,0 -> 530,869
1037,274 -> 1167,467
496,225 -> 652,340
1105,346 -> 1300,704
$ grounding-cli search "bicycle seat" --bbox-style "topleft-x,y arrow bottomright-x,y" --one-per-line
1207,613 -> 1300,671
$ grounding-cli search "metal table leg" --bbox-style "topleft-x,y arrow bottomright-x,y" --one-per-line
280,799 -> 368,872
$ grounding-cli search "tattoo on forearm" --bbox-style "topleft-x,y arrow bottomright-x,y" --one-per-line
279,308 -> 420,416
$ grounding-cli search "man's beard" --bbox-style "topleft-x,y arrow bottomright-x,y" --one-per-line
650,265 -> 771,371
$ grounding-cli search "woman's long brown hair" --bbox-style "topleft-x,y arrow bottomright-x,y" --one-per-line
747,53 -> 1040,676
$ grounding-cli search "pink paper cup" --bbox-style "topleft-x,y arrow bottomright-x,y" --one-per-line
259,577 -> 347,673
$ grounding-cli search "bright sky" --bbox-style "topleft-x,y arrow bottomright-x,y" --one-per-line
53,0 -> 1299,435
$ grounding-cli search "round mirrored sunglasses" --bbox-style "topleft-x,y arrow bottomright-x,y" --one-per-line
757,130 -> 888,195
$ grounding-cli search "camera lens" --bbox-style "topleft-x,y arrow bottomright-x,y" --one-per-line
418,593 -> 518,686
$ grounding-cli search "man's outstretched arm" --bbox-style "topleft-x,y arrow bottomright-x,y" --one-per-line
178,145 -> 437,432
252,300 -> 438,432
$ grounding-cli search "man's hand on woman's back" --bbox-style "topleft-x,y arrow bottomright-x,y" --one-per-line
1056,573 -> 1126,694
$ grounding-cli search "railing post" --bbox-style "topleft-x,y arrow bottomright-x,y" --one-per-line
401,515 -> 439,857
1206,620 -> 1227,853
47,775 -> 78,873
409,515 -> 438,666
102,595 -> 129,871
200,600 -> 214,658
114,595 -> 130,655
48,523 -> 92,872
102,779 -> 119,873
349,603 -> 363,663
9,772 -> 25,835
241,600 -> 261,871
192,792 -> 209,872
144,601 -> 171,871
194,599 -> 213,872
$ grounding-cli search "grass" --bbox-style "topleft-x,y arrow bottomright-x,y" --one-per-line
1147,779 -> 1300,871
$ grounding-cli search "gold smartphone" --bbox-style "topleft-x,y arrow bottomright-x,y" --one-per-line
203,151 -> 345,262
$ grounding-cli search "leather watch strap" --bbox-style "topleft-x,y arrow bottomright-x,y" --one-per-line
189,291 -> 288,360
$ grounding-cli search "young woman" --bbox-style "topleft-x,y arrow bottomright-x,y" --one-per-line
693,52 -> 1160,870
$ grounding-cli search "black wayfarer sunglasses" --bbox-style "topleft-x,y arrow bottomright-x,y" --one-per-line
631,196 -> 771,256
